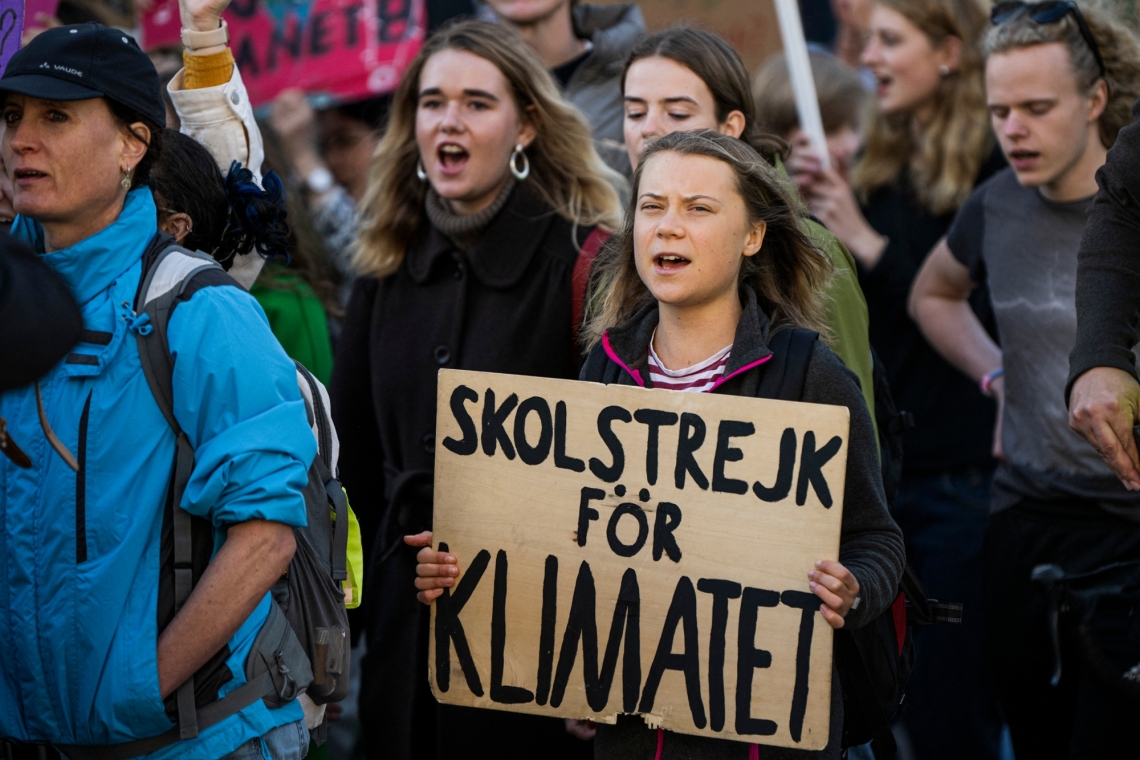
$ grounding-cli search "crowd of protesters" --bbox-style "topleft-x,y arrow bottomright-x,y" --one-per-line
2,0 -> 1140,759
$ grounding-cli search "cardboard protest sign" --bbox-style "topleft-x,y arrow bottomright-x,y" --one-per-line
430,369 -> 850,750
0,0 -> 59,77
141,0 -> 424,107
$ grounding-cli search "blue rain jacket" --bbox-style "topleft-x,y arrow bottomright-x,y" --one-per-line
0,189 -> 315,758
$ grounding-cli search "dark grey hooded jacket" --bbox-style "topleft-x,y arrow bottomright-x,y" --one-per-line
568,3 -> 645,177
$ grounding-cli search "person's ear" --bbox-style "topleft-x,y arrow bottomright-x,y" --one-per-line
937,34 -> 963,76
120,121 -> 151,173
516,105 -> 538,149
159,212 -> 194,244
1088,78 -> 1109,132
742,219 -> 767,257
719,110 -> 747,139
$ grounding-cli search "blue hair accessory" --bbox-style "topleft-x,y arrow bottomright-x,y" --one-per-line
222,161 -> 291,263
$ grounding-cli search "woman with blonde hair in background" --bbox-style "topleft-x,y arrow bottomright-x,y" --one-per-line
795,1 -> 1006,758
331,18 -> 622,760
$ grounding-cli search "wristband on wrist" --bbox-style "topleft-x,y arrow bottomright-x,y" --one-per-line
981,368 -> 1004,397
181,18 -> 229,50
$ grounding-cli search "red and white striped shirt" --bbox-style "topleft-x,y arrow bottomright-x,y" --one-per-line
647,336 -> 733,393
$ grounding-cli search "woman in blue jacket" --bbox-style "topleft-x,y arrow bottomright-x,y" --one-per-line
0,24 -> 316,760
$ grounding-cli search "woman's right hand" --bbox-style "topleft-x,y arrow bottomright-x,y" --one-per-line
269,89 -> 325,179
178,0 -> 230,32
405,531 -> 461,605
800,166 -> 887,270
785,129 -> 824,196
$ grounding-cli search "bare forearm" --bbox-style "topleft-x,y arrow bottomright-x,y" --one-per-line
913,295 -> 1001,382
157,520 -> 295,699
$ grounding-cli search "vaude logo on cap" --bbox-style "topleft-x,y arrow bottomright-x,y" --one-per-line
37,62 -> 83,78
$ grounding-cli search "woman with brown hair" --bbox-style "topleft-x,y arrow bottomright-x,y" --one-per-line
413,129 -> 905,760
330,18 -> 621,760
794,1 -> 1006,758
614,27 -> 879,435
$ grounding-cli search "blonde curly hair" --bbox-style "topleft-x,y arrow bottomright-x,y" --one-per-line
985,0 -> 1140,149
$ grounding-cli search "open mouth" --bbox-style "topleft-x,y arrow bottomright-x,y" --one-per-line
13,169 -> 46,185
875,75 -> 893,96
1008,149 -> 1040,168
437,144 -> 469,174
654,253 -> 690,272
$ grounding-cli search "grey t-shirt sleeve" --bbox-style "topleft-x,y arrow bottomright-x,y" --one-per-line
946,183 -> 988,284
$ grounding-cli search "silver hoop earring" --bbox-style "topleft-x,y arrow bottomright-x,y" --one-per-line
121,169 -> 132,191
416,158 -> 428,182
509,144 -> 530,181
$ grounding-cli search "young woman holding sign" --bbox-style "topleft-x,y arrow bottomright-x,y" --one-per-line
332,18 -> 622,760
414,130 -> 905,759
612,28 -> 879,430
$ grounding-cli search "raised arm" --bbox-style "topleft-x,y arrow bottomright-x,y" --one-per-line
169,0 -> 264,180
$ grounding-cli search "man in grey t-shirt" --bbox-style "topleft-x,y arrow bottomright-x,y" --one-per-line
909,7 -> 1140,757
939,169 -> 1133,512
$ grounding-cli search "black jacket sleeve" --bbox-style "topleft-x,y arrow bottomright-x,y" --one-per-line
801,342 -> 905,629
1067,97 -> 1140,402
0,233 -> 82,391
331,277 -> 387,573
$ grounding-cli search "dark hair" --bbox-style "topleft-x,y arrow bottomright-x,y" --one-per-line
621,27 -> 788,162
149,129 -> 290,263
327,94 -> 391,131
106,98 -> 164,189
583,130 -> 831,349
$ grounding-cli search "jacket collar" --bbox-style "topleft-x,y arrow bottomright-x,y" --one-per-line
602,288 -> 775,389
407,182 -> 556,288
571,3 -> 646,83
11,189 -> 158,306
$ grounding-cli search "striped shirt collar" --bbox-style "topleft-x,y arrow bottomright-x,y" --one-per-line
647,331 -> 733,392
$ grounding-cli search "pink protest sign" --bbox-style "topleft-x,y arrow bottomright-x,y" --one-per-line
0,0 -> 60,77
142,0 -> 424,108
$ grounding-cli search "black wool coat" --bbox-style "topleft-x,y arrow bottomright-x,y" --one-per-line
331,184 -> 595,760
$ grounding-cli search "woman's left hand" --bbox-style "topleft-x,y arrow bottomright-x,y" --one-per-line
809,559 -> 861,630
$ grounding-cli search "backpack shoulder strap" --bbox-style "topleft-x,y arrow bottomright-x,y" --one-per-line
131,235 -> 236,742
133,236 -> 226,435
293,360 -> 349,583
757,328 -> 820,401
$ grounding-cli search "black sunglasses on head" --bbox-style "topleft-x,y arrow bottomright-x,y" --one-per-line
991,1 -> 1106,78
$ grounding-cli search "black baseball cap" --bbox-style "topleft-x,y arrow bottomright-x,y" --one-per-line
0,23 -> 165,128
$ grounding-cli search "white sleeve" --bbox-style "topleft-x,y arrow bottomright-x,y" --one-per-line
168,64 -> 265,182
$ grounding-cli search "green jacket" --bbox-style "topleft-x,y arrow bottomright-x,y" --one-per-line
251,267 -> 335,386
772,157 -> 876,432
805,217 -> 877,430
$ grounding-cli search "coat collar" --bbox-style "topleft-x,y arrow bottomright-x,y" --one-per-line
572,3 -> 646,82
406,183 -> 557,289
12,188 -> 158,306
602,287 -> 775,389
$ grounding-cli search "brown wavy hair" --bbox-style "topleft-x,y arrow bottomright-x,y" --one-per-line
354,20 -> 623,279
985,1 -> 1140,149
583,130 -> 832,350
850,0 -> 993,215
